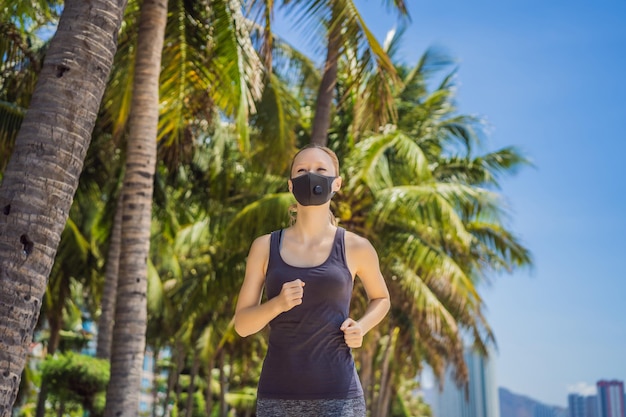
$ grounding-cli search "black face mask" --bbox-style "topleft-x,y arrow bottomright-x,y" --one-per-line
290,172 -> 336,206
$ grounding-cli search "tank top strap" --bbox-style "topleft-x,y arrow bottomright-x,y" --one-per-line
268,229 -> 284,269
332,227 -> 348,266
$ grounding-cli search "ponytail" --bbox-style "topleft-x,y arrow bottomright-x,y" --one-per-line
329,209 -> 338,226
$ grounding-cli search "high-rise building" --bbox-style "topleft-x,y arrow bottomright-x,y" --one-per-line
597,380 -> 625,417
569,393 -> 599,417
534,402 -> 560,417
429,348 -> 500,417
569,394 -> 586,417
587,395 -> 599,417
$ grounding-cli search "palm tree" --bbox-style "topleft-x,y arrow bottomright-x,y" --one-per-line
2,11 -> 127,412
95,0 -> 265,412
94,0 -> 266,361
273,0 -> 408,146
0,0 -> 128,412
247,0 -> 407,146
102,0 -> 168,414
95,193 -> 123,361
100,0 -> 264,162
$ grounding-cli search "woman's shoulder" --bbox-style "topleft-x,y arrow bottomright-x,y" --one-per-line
253,232 -> 273,243
248,233 -> 272,255
343,229 -> 376,254
249,228 -> 287,252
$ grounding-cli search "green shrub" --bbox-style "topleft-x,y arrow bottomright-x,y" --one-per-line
40,352 -> 110,415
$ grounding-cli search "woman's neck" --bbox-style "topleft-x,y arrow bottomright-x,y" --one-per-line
292,206 -> 334,240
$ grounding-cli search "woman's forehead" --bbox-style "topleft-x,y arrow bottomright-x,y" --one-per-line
292,148 -> 334,167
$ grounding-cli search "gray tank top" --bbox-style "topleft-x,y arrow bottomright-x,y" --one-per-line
257,227 -> 364,400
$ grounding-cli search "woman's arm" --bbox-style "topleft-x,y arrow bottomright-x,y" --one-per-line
234,235 -> 305,337
342,233 -> 391,347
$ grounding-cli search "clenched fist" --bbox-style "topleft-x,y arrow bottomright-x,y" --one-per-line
276,279 -> 305,312
340,318 -> 363,348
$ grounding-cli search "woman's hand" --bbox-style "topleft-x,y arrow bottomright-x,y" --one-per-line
276,279 -> 305,312
340,318 -> 363,348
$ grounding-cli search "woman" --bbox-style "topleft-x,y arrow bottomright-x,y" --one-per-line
234,145 -> 390,417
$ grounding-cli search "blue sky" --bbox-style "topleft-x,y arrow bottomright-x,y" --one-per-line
274,0 -> 626,408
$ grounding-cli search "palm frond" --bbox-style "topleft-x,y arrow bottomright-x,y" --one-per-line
434,146 -> 531,187
385,232 -> 479,306
341,0 -> 398,78
370,197 -> 470,258
399,47 -> 455,97
245,0 -> 276,70
437,114 -> 483,154
226,192 -> 294,253
0,101 -> 24,170
337,1 -> 401,131
389,262 -> 459,335
379,0 -> 410,17
369,183 -> 500,241
346,131 -> 432,192
278,0 -> 330,54
381,25 -> 406,63
250,73 -> 300,173
1,0 -> 61,27
270,33 -> 321,94
100,1 -> 140,138
467,221 -> 533,273
147,258 -> 165,315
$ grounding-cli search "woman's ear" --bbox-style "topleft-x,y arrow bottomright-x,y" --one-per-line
288,179 -> 293,193
333,176 -> 342,192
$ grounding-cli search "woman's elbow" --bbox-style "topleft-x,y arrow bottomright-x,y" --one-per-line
234,316 -> 247,337
380,296 -> 391,315
234,315 -> 254,338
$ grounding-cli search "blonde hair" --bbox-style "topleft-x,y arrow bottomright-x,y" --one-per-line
288,145 -> 339,226
290,144 -> 340,178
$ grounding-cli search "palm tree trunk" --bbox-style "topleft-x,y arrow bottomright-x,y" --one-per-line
162,342 -> 184,417
174,349 -> 185,413
103,0 -> 167,415
151,348 -> 161,417
96,194 -> 123,360
379,373 -> 395,417
310,8 -> 341,147
184,350 -> 200,417
34,383 -> 49,417
357,335 -> 376,409
0,0 -> 127,413
373,327 -> 398,417
204,357 -> 214,416
218,350 -> 227,417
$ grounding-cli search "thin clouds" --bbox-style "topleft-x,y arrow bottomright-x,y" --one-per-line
567,382 -> 597,396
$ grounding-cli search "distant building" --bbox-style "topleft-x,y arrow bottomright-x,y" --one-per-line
597,380 -> 625,417
534,402 -> 559,417
555,409 -> 571,417
570,393 -> 587,417
586,395 -> 599,417
429,348 -> 499,417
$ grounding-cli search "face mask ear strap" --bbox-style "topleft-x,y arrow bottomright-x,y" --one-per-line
329,176 -> 339,193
